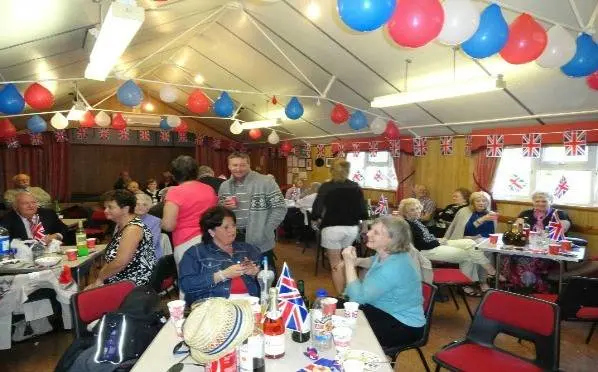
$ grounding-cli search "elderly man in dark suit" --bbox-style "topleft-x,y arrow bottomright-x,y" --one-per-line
0,192 -> 67,243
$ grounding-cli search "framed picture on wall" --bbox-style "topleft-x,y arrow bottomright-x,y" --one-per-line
298,158 -> 306,168
325,158 -> 334,167
306,159 -> 312,170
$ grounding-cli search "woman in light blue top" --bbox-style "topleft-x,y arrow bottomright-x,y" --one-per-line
342,215 -> 425,349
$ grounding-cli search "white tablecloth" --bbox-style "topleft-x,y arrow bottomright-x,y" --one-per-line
132,310 -> 393,372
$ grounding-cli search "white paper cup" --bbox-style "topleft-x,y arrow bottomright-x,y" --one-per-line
343,359 -> 365,372
167,300 -> 186,323
343,301 -> 359,322
332,326 -> 352,353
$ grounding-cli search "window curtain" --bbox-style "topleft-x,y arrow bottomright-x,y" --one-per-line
195,146 -> 233,179
0,133 -> 70,202
472,150 -> 499,208
248,147 -> 287,186
394,152 -> 415,203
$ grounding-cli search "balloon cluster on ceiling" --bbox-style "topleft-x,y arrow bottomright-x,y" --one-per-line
337,0 -> 598,76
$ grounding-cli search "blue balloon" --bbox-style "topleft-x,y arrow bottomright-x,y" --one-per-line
159,117 -> 171,131
462,4 -> 509,59
116,80 -> 144,107
561,33 -> 598,77
0,83 -> 25,114
27,115 -> 47,133
285,97 -> 304,120
349,111 -> 367,130
213,92 -> 234,118
337,0 -> 396,32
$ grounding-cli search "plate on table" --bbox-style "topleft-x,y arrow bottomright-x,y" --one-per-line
338,349 -> 385,371
35,255 -> 62,268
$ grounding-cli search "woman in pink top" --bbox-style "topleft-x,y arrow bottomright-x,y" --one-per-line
162,155 -> 217,266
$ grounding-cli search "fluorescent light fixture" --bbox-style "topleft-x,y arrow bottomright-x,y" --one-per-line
85,1 -> 145,81
66,101 -> 87,121
371,76 -> 506,108
241,119 -> 283,130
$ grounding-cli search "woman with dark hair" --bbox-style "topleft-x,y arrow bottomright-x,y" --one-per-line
162,155 -> 217,266
430,188 -> 472,238
88,190 -> 155,288
178,206 -> 261,305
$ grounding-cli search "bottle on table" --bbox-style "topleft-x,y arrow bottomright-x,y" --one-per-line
257,257 -> 274,312
75,220 -> 88,256
291,279 -> 311,343
521,217 -> 531,240
263,287 -> 285,359
239,306 -> 266,372
297,279 -> 310,308
0,226 -> 10,258
311,288 -> 332,350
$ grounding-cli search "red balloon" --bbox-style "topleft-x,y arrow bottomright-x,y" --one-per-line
500,14 -> 547,64
280,141 -> 293,152
79,111 -> 95,127
384,121 -> 400,139
248,128 -> 262,140
186,89 -> 210,114
24,83 -> 54,110
587,71 -> 598,90
330,103 -> 349,124
387,0 -> 444,48
0,118 -> 17,139
112,113 -> 127,130
174,120 -> 189,133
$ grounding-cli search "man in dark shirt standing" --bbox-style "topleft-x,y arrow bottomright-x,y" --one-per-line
198,166 -> 224,194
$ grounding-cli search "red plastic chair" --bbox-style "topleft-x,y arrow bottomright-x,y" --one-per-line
433,290 -> 560,372
433,268 -> 474,318
70,280 -> 136,338
384,282 -> 438,372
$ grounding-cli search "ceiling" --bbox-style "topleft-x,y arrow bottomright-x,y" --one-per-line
1,0 -> 597,144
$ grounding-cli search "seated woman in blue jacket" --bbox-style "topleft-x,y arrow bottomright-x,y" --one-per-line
179,206 -> 261,305
342,215 -> 425,350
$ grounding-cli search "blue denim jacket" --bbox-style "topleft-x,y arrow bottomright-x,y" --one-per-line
179,241 -> 261,305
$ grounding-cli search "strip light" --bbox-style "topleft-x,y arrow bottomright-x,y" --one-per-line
85,0 -> 145,81
371,76 -> 506,108
241,119 -> 283,130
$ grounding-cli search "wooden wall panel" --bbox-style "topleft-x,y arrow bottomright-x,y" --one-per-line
70,145 -> 193,194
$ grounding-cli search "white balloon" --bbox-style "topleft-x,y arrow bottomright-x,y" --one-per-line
159,85 -> 178,103
536,25 -> 577,69
370,117 -> 386,135
95,111 -> 111,127
50,112 -> 68,130
229,120 -> 243,135
267,130 -> 280,144
437,0 -> 480,46
166,115 -> 181,128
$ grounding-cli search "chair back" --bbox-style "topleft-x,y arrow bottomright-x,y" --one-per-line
71,280 -> 136,338
468,290 -> 560,371
149,254 -> 177,294
558,276 -> 598,320
419,282 -> 438,346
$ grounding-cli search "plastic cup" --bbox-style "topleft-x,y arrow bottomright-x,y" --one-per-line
488,212 -> 499,221
65,249 -> 78,262
548,243 -> 560,255
343,359 -> 365,372
227,196 -> 238,208
561,240 -> 572,251
322,297 -> 338,316
489,234 -> 500,245
343,301 -> 359,327
168,300 -> 186,323
86,238 -> 96,249
332,326 -> 352,353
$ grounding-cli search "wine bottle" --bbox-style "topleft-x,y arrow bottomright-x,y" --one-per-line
297,279 -> 310,308
263,287 -> 285,359
75,221 -> 88,256
239,309 -> 266,372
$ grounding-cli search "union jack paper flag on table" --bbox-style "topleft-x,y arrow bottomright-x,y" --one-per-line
521,133 -> 542,158
439,136 -> 454,156
413,137 -> 428,157
276,262 -> 309,332
553,175 -> 569,199
486,134 -> 504,157
548,210 -> 565,241
374,194 -> 389,215
563,130 -> 586,157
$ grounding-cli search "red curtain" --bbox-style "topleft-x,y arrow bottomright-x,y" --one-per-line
0,133 -> 70,201
195,146 -> 233,178
472,150 -> 499,197
394,152 -> 415,203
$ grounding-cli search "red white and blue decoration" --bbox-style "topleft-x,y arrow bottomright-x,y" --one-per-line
213,91 -> 234,118
351,142 -> 361,157
29,133 -> 43,146
439,136 -> 454,156
352,170 -> 364,182
212,138 -> 222,149
138,130 -> 151,142
368,141 -> 379,157
76,128 -> 88,141
285,97 -> 304,120
388,140 -> 400,158
374,169 -> 385,182
465,135 -> 472,156
335,143 -> 346,158
118,128 -> 130,141
413,137 -> 428,157
553,175 -> 569,199
116,80 -> 143,107
507,174 -> 526,192
486,134 -> 504,157
337,0 -> 396,32
275,262 -> 309,332
374,194 -> 389,215
548,211 -> 565,241
521,133 -> 542,158
54,130 -> 68,143
177,132 -> 188,143
159,131 -> 170,143
316,144 -> 326,158
0,83 -> 25,114
98,128 -> 111,141
563,130 -> 586,156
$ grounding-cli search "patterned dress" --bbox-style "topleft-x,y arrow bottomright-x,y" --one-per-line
104,217 -> 156,286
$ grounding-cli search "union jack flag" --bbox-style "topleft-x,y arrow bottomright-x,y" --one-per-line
195,134 -> 206,145
389,140 -> 401,158
374,169 -> 384,182
316,144 -> 326,158
212,138 -> 221,149
290,145 -> 297,155
368,141 -> 379,157
521,133 -> 542,158
486,134 -> 504,158
138,130 -> 151,142
275,262 -> 309,332
440,136 -> 454,156
563,130 -> 586,156
548,210 -> 565,241
159,131 -> 170,143
30,214 -> 46,242
177,132 -> 188,143
98,128 -> 110,141
352,170 -> 364,182
374,194 -> 388,215
118,128 -> 130,141
508,174 -> 526,192
76,128 -> 88,141
335,143 -> 345,158
553,175 -> 569,199
30,133 -> 43,146
351,143 -> 360,158
54,130 -> 68,143
465,135 -> 472,156
413,137 -> 428,157
6,136 -> 20,149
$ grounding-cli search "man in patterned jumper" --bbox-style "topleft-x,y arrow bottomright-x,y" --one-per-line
219,152 -> 287,276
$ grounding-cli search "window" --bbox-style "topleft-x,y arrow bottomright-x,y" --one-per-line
492,145 -> 598,206
346,151 -> 398,190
